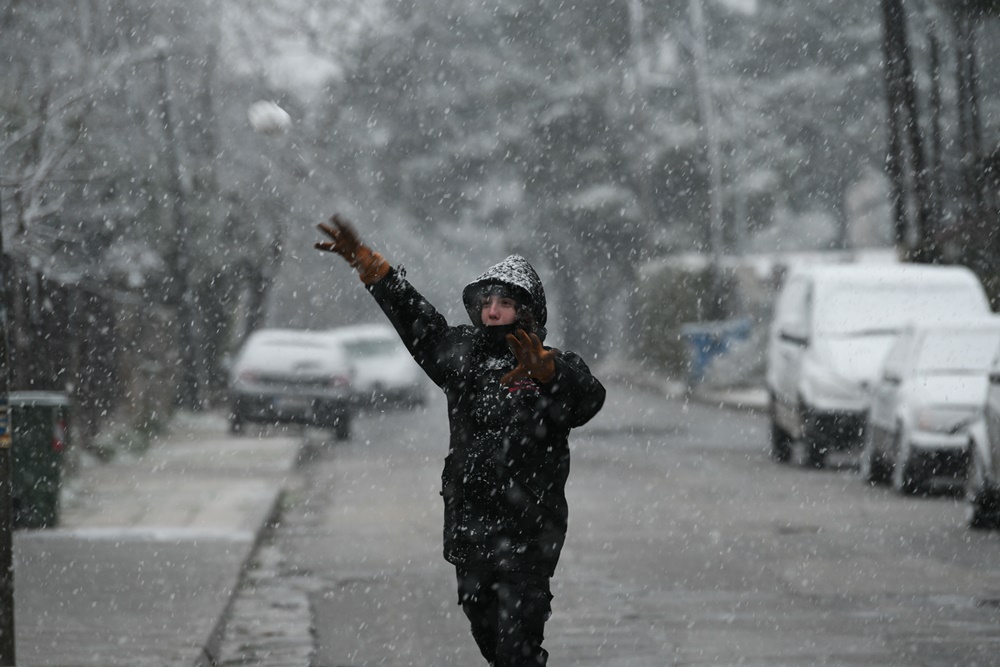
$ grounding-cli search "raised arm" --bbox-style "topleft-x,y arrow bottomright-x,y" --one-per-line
314,214 -> 457,386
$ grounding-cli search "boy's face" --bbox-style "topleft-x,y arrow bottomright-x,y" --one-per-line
480,294 -> 518,326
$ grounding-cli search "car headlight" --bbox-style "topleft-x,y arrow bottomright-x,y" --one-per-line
915,407 -> 980,434
235,371 -> 259,385
328,375 -> 351,389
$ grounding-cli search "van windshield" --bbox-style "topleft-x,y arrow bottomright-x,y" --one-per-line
816,286 -> 985,335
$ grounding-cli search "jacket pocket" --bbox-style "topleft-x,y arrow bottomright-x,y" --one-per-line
440,454 -> 462,551
508,478 -> 562,530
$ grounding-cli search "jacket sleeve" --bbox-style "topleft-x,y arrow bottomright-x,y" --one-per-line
541,350 -> 606,428
365,268 -> 459,387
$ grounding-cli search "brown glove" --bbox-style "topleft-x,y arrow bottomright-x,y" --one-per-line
501,330 -> 556,385
315,214 -> 390,285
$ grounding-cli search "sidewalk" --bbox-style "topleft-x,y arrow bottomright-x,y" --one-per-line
12,411 -> 302,667
594,358 -> 768,412
693,385 -> 769,411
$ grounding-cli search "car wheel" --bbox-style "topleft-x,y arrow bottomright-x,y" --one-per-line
229,413 -> 244,435
892,432 -> 924,495
966,444 -> 999,529
333,413 -> 352,441
859,423 -> 891,485
800,403 -> 825,469
769,395 -> 792,463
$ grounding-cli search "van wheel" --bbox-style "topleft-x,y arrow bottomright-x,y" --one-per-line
804,441 -> 826,469
769,396 -> 792,463
229,413 -> 244,435
800,403 -> 825,469
333,413 -> 352,441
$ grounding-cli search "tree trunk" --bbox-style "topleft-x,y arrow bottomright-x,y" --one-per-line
893,0 -> 934,263
881,0 -> 910,252
954,11 -> 983,218
927,17 -> 945,239
880,0 -> 935,263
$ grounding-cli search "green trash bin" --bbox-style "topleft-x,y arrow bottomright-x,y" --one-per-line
10,391 -> 70,529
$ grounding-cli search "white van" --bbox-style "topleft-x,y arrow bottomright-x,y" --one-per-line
766,263 -> 991,467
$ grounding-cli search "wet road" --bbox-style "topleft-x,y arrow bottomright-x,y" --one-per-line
233,379 -> 1000,666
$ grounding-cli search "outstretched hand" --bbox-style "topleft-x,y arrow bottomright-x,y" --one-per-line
315,213 -> 390,285
315,213 -> 364,264
501,330 -> 556,385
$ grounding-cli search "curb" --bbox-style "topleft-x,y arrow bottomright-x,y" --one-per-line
192,430 -> 310,667
690,387 -> 769,413
194,485 -> 287,667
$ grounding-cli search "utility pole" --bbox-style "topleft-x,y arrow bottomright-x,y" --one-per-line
626,0 -> 654,229
689,0 -> 725,317
0,142 -> 17,665
156,43 -> 199,411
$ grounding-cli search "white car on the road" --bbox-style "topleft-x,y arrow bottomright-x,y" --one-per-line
228,329 -> 355,439
966,355 -> 1000,529
325,324 -> 427,409
860,319 -> 1000,494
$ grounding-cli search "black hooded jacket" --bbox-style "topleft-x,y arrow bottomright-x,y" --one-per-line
366,255 -> 606,577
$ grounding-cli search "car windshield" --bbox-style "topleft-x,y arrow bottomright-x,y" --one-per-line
915,331 -> 1000,374
343,338 -> 400,359
816,286 -> 984,335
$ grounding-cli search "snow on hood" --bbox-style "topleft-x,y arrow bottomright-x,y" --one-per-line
462,254 -> 547,330
910,374 -> 990,410
821,334 -> 898,385
232,330 -> 348,378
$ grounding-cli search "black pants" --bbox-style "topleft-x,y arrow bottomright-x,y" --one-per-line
456,567 -> 553,667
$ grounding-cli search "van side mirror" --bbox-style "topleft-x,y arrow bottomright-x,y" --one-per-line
779,330 -> 808,347
990,372 -> 1000,385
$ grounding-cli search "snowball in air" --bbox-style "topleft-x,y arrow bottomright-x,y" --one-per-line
247,100 -> 291,134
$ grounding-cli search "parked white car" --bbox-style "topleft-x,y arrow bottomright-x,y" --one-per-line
228,329 -> 355,439
767,263 -> 991,467
965,362 -> 1000,529
859,319 -> 1000,494
325,324 -> 427,409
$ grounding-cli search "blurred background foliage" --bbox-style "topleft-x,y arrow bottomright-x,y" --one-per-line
2,0 -> 1000,443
